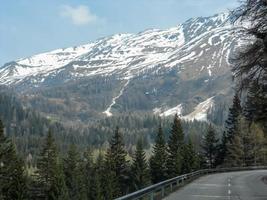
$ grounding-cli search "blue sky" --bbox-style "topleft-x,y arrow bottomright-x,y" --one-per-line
0,0 -> 238,65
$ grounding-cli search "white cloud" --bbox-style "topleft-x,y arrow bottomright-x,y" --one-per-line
60,5 -> 98,26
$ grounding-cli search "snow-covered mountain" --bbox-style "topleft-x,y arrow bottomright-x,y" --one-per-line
0,12 -> 243,123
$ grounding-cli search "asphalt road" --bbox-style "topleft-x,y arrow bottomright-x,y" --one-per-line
164,170 -> 267,200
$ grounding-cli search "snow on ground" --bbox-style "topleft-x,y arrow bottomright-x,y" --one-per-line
159,104 -> 183,117
103,79 -> 130,117
18,44 -> 94,68
153,104 -> 183,117
154,97 -> 214,122
0,12 -> 239,86
183,97 -> 214,121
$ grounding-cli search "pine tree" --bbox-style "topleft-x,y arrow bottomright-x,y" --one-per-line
4,143 -> 28,200
225,135 -> 244,167
224,116 -> 267,167
225,94 -> 242,141
181,138 -> 197,173
224,117 -> 245,167
36,129 -> 68,200
149,123 -> 167,183
216,131 -> 227,166
248,122 -> 267,165
202,125 -> 219,168
104,148 -> 120,199
219,94 -> 242,165
106,127 -> 129,197
54,160 -> 69,200
241,119 -> 255,166
0,120 -> 28,200
64,144 -> 85,200
88,152 -> 105,200
131,138 -> 150,191
244,80 -> 267,132
91,172 -> 104,200
166,114 -> 184,178
0,119 -> 7,158
0,119 -> 9,199
82,148 -> 94,200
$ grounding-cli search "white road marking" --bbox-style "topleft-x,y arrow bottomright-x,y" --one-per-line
228,179 -> 231,200
191,183 -> 228,187
191,194 -> 231,198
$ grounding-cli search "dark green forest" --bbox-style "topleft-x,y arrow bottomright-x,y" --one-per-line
0,86 -> 211,164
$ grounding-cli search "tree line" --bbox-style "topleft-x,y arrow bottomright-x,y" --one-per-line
0,115 -> 202,200
1,106 -> 266,200
0,87 -> 211,164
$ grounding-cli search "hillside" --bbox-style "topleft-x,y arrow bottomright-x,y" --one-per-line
0,12 -> 243,125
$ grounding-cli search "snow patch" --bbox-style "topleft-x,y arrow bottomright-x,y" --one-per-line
0,11 -> 240,87
157,104 -> 183,117
183,97 -> 214,121
103,79 -> 130,117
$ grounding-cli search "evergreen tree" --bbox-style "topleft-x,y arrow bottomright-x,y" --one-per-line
233,0 -> 267,131
251,123 -> 267,165
195,153 -> 206,170
0,120 -> 28,200
166,114 -> 184,178
54,160 -> 69,200
106,127 -> 129,197
3,143 -> 28,200
91,172 -> 104,200
244,80 -> 267,132
224,117 -> 245,167
9,159 -> 28,200
82,148 -> 94,200
36,129 -> 68,200
0,119 -> 8,158
241,118 -> 255,166
64,144 -> 85,200
131,138 -> 150,191
104,148 -> 120,199
224,116 -> 267,167
149,123 -> 167,183
216,131 -> 227,166
88,152 -> 105,200
219,94 -> 242,164
0,119 -> 9,199
181,138 -> 197,173
225,94 -> 242,141
202,125 -> 219,168
87,153 -> 105,200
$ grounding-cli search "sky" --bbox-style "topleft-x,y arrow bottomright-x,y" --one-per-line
0,0 -> 239,65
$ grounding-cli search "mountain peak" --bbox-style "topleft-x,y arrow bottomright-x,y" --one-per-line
0,12 -> 242,122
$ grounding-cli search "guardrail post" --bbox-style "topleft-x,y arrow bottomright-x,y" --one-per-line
161,186 -> 165,197
170,183 -> 173,192
150,192 -> 154,200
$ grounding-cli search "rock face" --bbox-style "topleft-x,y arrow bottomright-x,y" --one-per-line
0,12 -> 243,124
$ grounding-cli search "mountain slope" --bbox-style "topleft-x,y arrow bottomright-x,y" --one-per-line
0,12 -> 243,124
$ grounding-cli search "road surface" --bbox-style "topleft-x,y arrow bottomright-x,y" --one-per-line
164,170 -> 267,200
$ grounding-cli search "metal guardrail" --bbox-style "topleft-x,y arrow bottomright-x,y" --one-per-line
115,166 -> 267,200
